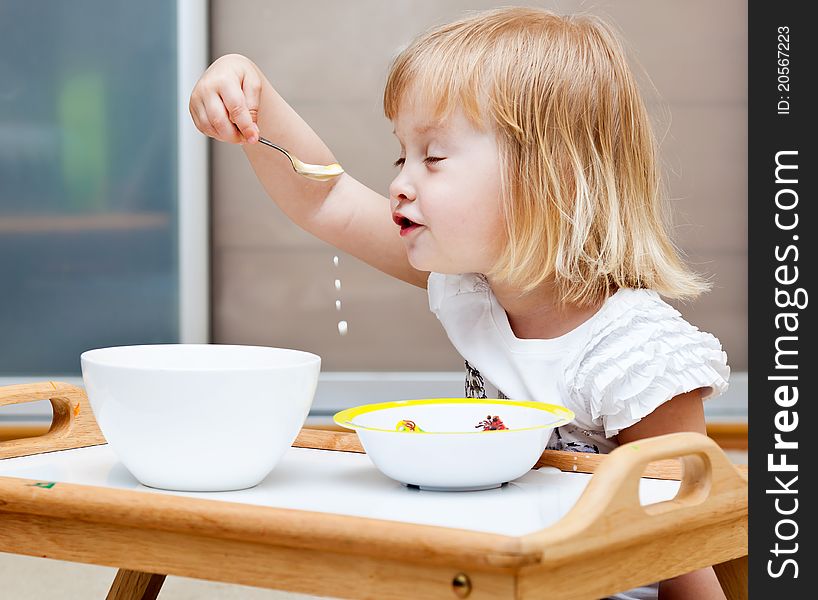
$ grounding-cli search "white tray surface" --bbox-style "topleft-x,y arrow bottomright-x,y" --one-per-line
0,444 -> 680,537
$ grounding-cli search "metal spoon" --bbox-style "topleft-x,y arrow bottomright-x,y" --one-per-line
257,137 -> 344,182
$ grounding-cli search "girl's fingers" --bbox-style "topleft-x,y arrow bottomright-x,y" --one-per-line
241,71 -> 262,140
205,95 -> 244,144
191,98 -> 217,138
219,84 -> 258,144
188,56 -> 261,144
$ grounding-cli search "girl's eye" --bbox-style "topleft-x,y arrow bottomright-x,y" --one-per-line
392,157 -> 446,168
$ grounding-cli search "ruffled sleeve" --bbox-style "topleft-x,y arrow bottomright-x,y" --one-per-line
565,290 -> 730,439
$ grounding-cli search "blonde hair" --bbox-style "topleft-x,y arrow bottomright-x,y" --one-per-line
383,6 -> 711,306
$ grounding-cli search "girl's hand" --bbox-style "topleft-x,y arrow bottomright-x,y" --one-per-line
188,54 -> 261,145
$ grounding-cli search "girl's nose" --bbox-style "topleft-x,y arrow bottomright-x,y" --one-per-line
388,172 -> 416,204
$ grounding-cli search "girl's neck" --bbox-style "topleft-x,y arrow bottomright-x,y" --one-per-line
485,276 -> 609,340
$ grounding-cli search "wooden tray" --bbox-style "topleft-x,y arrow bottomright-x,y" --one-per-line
0,382 -> 748,600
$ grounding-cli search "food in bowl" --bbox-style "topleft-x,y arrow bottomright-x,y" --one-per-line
334,398 -> 573,491
80,344 -> 321,492
475,415 -> 508,430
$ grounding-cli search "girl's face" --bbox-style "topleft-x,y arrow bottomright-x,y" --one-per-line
389,96 -> 505,274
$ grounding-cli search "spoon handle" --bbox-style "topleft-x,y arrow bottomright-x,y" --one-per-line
257,136 -> 283,151
257,137 -> 296,168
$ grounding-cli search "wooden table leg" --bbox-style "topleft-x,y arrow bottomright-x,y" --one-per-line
106,569 -> 166,600
713,555 -> 748,600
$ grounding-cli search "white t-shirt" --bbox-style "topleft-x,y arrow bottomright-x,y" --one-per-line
428,272 -> 731,454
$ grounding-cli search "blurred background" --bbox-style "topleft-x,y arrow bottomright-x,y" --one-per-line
0,0 -> 747,597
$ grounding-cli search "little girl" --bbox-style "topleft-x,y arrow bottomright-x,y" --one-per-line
190,7 -> 730,599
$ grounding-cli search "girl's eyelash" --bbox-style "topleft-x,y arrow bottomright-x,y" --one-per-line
392,157 -> 445,167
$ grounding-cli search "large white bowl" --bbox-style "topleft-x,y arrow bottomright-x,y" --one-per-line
334,398 -> 574,491
80,344 -> 321,492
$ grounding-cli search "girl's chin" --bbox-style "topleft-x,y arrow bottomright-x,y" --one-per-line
406,252 -> 435,272
407,257 -> 429,271
407,254 -> 467,274
405,245 -> 484,274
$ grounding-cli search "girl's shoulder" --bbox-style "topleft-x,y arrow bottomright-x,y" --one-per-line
579,286 -> 718,351
564,287 -> 731,438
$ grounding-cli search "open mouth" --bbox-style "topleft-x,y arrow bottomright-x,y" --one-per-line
394,214 -> 424,236
398,216 -> 416,229
393,214 -> 423,236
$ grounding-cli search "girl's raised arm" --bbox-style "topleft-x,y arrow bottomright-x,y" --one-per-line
189,54 -> 429,289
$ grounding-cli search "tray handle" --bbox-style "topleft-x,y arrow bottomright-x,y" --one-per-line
0,381 -> 107,459
524,432 -> 747,555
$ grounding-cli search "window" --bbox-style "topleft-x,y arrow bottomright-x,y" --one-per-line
0,0 -> 207,376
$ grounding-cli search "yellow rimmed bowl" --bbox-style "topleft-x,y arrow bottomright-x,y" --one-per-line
333,398 -> 574,491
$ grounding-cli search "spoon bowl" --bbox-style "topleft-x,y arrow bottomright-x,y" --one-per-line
258,137 -> 344,181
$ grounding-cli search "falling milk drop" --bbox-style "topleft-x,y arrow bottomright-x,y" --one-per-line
333,255 -> 347,336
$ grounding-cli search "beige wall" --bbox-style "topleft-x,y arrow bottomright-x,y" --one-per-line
210,0 -> 747,372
